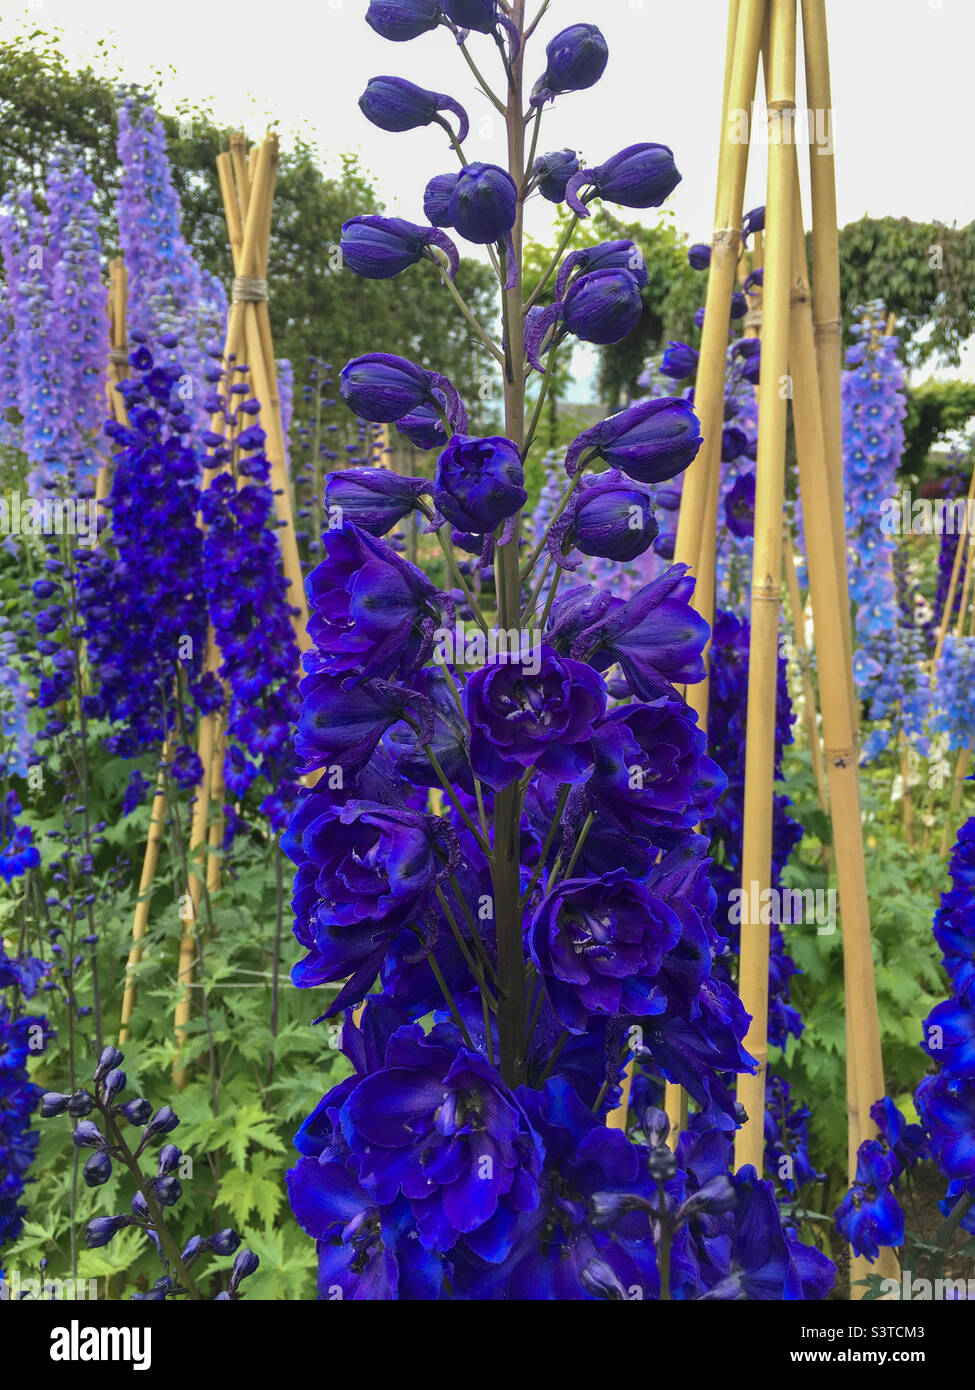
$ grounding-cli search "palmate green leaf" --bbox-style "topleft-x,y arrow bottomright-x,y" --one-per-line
243,1224 -> 317,1301
221,1103 -> 288,1169
217,1152 -> 284,1229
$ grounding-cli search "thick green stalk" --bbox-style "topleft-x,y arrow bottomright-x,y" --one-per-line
493,0 -> 529,1089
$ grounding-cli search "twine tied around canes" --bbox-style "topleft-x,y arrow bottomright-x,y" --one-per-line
231,275 -> 268,303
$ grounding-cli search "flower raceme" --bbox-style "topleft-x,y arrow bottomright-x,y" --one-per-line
283,0 -> 836,1303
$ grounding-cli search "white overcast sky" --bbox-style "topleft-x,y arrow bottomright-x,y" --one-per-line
2,0 -> 972,384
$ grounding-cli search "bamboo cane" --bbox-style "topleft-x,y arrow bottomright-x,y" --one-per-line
733,0 -> 797,1172
800,0 -> 857,733
939,566 -> 975,855
95,257 -> 129,509
932,470 -> 975,668
119,750 -> 168,1044
609,0 -> 763,1139
783,161 -> 892,1240
171,133 -> 315,1076
674,0 -> 766,581
783,526 -> 830,827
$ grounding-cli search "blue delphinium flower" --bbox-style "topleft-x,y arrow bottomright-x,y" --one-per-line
116,92 -> 226,432
0,946 -> 51,1264
76,341 -> 207,760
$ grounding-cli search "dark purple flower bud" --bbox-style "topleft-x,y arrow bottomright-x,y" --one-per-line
423,171 -> 459,227
101,1068 -> 127,1103
567,143 -> 681,218
433,434 -> 526,534
118,1098 -> 153,1125
733,338 -> 761,360
365,0 -> 443,42
443,0 -> 495,29
563,268 -> 643,346
359,75 -> 469,144
740,345 -> 761,384
182,1236 -> 204,1263
323,468 -> 428,536
395,400 -> 462,450
340,215 -> 459,281
744,204 -> 765,236
130,1191 -> 150,1220
676,1174 -> 736,1223
687,243 -> 711,270
744,266 -> 764,293
41,1091 -> 71,1118
556,240 -> 648,301
660,341 -> 699,380
565,398 -> 702,484
530,23 -> 609,107
722,426 -> 748,462
67,1090 -> 94,1118
72,1120 -> 106,1149
533,149 -> 579,203
83,1151 -> 113,1187
230,1248 -> 260,1292
588,1189 -> 653,1227
694,306 -> 706,328
154,1175 -> 183,1206
725,471 -> 756,538
85,1216 -> 130,1249
93,1044 -> 124,1083
579,1255 -> 628,1300
642,1106 -> 672,1148
730,291 -> 748,320
212,1228 -> 241,1256
143,1106 -> 180,1139
158,1144 -> 182,1175
566,476 -> 659,563
340,352 -> 465,428
447,162 -> 517,244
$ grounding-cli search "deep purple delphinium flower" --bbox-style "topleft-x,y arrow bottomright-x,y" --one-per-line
77,345 -> 207,759
340,1023 -> 543,1257
529,870 -> 680,1033
433,434 -> 526,535
306,523 -> 453,683
834,1142 -> 905,1262
464,646 -> 606,791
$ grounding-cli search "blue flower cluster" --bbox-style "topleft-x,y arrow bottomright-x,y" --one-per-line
706,610 -> 806,1053
0,944 -> 51,1273
835,304 -> 929,760
199,358 -> 301,832
932,634 -> 975,753
836,815 -> 975,1260
77,339 -> 207,766
0,606 -> 32,781
285,3 -> 832,1300
116,90 -> 227,432
0,148 -> 106,494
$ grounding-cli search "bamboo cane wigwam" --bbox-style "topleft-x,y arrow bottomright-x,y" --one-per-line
173,132 -> 312,1084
